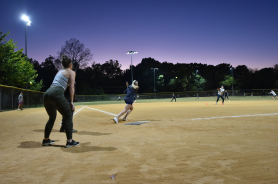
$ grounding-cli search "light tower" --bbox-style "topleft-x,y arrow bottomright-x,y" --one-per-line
151,68 -> 158,92
126,51 -> 138,83
21,15 -> 31,57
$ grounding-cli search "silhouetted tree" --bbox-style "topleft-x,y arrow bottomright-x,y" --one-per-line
58,38 -> 93,70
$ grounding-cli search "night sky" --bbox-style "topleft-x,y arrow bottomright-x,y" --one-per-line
1,0 -> 278,69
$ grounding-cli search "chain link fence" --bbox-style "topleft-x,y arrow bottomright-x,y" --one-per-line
77,90 -> 246,102
1,84 -> 277,110
0,85 -> 44,111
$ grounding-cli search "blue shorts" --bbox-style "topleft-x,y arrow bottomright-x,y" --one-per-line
125,100 -> 133,105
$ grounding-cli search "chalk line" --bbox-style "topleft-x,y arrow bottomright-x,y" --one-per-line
86,106 -> 118,117
191,113 -> 278,120
73,106 -> 86,116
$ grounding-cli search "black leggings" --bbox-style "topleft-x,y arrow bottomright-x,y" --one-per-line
171,97 -> 176,102
44,87 -> 73,140
216,95 -> 224,103
225,95 -> 229,99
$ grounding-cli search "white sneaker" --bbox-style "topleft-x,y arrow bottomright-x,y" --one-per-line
113,117 -> 118,124
122,117 -> 127,121
18,109 -> 20,110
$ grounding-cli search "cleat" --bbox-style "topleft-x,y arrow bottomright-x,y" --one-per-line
66,140 -> 79,148
42,139 -> 55,146
113,117 -> 118,124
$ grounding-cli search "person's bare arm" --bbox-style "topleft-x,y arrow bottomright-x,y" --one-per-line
69,71 -> 76,111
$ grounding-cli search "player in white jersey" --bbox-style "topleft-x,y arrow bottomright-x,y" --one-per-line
216,86 -> 225,105
269,90 -> 278,101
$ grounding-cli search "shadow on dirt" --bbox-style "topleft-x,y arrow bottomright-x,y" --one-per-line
17,141 -> 62,148
32,129 -> 112,136
60,142 -> 117,153
18,141 -> 117,152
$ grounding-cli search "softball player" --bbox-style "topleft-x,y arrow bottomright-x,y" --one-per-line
269,90 -> 278,100
113,80 -> 139,123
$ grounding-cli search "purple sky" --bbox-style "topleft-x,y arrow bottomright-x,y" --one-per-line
1,0 -> 278,70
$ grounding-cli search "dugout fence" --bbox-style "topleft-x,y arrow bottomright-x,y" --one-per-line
0,84 -> 44,111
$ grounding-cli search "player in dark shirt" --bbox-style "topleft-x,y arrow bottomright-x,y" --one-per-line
171,93 -> 176,102
113,80 -> 139,123
262,90 -> 266,97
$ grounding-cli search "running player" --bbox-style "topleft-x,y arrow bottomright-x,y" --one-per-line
171,93 -> 176,102
269,90 -> 278,101
42,55 -> 79,147
216,86 -> 225,105
113,80 -> 139,123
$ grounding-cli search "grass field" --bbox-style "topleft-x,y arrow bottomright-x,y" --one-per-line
0,96 -> 277,183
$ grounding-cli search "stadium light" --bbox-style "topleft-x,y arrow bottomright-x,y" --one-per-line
126,51 -> 138,83
21,15 -> 31,57
195,70 -> 198,91
151,68 -> 158,92
230,67 -> 234,96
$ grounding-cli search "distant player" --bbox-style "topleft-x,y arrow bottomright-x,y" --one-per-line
225,90 -> 229,100
113,80 -> 139,123
262,90 -> 266,97
133,95 -> 139,104
216,86 -> 225,105
18,92 -> 24,110
171,93 -> 176,102
269,90 -> 278,101
118,96 -> 121,101
196,93 -> 199,100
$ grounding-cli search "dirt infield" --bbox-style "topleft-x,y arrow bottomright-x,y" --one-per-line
0,100 -> 278,183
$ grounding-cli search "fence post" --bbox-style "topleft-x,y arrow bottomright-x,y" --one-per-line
0,86 -> 2,111
11,89 -> 13,110
28,91 -> 30,108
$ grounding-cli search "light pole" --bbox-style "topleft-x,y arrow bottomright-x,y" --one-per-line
126,51 -> 138,83
151,68 -> 158,92
195,70 -> 198,91
21,15 -> 31,57
230,67 -> 234,96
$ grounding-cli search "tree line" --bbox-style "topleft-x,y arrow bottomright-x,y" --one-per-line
1,30 -> 278,95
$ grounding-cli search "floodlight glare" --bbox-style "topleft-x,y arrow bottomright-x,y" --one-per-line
22,15 -> 29,22
126,51 -> 138,54
21,15 -> 31,57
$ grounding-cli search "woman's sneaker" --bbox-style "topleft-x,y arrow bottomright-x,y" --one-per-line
42,139 -> 55,146
113,117 -> 118,124
122,117 -> 127,121
66,140 -> 79,148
